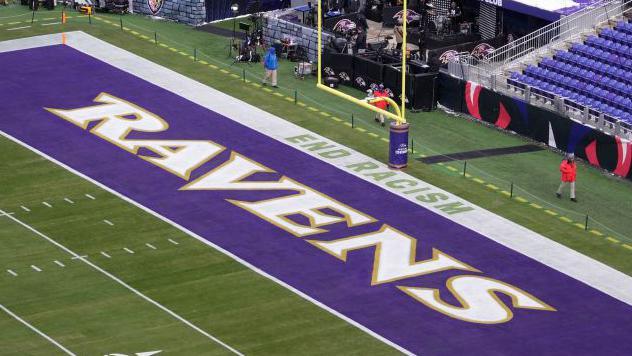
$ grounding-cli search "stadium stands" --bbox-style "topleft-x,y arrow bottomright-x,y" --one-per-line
507,19 -> 632,129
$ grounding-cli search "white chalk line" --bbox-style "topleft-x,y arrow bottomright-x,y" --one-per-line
103,219 -> 114,226
0,129 -> 412,355
123,247 -> 135,254
0,304 -> 76,355
30,265 -> 42,272
100,251 -> 111,259
85,194 -> 95,200
63,198 -> 74,204
54,260 -> 65,268
145,243 -> 157,250
0,209 -> 242,355
7,269 -> 18,277
20,206 -> 30,212
167,238 -> 179,245
42,202 -> 52,208
6,26 -> 31,31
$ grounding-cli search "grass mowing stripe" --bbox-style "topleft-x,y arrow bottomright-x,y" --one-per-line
0,304 -> 76,356
0,209 -> 243,356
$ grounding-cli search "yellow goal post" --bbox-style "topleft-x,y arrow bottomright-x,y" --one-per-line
316,0 -> 408,125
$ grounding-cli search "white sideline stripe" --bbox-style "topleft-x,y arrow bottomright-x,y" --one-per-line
0,130 -> 411,355
54,260 -> 65,267
20,206 -> 30,212
0,212 -> 14,217
0,209 -> 242,355
6,26 -> 31,31
41,22 -> 61,26
85,194 -> 95,200
123,247 -> 135,254
42,202 -> 52,208
146,243 -> 157,250
70,255 -> 88,260
64,198 -> 74,204
0,304 -> 76,356
167,238 -> 179,245
103,219 -> 114,226
7,269 -> 17,277
30,265 -> 42,272
100,251 -> 111,259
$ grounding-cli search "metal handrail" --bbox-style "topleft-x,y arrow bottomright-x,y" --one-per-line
485,0 -> 628,65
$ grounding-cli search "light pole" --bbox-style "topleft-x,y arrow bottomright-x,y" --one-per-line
229,3 -> 239,58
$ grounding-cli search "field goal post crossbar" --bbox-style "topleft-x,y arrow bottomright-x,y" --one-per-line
316,0 -> 408,125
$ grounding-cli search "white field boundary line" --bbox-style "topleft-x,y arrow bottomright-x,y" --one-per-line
0,304 -> 76,356
0,208 -> 243,356
0,130 -> 414,356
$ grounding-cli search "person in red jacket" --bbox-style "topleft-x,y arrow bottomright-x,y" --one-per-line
556,153 -> 577,202
371,84 -> 389,127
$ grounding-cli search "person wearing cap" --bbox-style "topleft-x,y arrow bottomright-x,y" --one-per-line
262,47 -> 279,88
556,153 -> 577,202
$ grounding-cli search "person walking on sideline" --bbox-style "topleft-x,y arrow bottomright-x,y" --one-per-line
262,47 -> 278,88
556,153 -> 577,202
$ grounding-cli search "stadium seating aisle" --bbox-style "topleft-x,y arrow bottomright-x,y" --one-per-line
508,19 -> 632,125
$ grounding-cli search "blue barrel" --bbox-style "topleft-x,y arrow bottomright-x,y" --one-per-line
388,122 -> 409,169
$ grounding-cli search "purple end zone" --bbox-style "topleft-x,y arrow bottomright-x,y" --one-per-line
1,45 -> 631,355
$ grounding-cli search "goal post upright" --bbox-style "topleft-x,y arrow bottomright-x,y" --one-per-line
316,0 -> 410,168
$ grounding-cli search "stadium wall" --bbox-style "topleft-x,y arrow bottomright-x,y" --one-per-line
438,73 -> 632,181
133,0 -> 206,26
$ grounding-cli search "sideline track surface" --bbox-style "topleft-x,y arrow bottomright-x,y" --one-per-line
0,33 -> 631,355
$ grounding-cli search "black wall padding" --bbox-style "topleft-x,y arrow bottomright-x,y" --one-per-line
411,72 -> 438,111
437,72 -> 465,112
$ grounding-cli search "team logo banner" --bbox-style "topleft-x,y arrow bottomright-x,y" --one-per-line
393,9 -> 421,24
148,0 -> 164,15
0,44 -> 631,355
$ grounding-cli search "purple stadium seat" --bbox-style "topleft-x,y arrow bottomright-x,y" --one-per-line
515,23 -> 632,120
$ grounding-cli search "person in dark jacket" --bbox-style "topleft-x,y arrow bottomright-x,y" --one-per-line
556,153 -> 577,202
262,47 -> 278,87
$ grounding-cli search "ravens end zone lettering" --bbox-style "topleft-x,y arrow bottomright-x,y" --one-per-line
46,93 -> 556,324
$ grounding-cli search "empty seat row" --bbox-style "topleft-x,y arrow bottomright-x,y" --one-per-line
541,57 -> 632,85
519,66 -> 632,111
538,59 -> 632,96
554,50 -> 632,82
584,35 -> 632,60
616,20 -> 632,35
600,28 -> 632,46
508,72 -> 632,123
569,44 -> 632,69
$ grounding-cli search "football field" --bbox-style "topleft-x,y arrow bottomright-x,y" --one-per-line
1,32 -> 632,355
